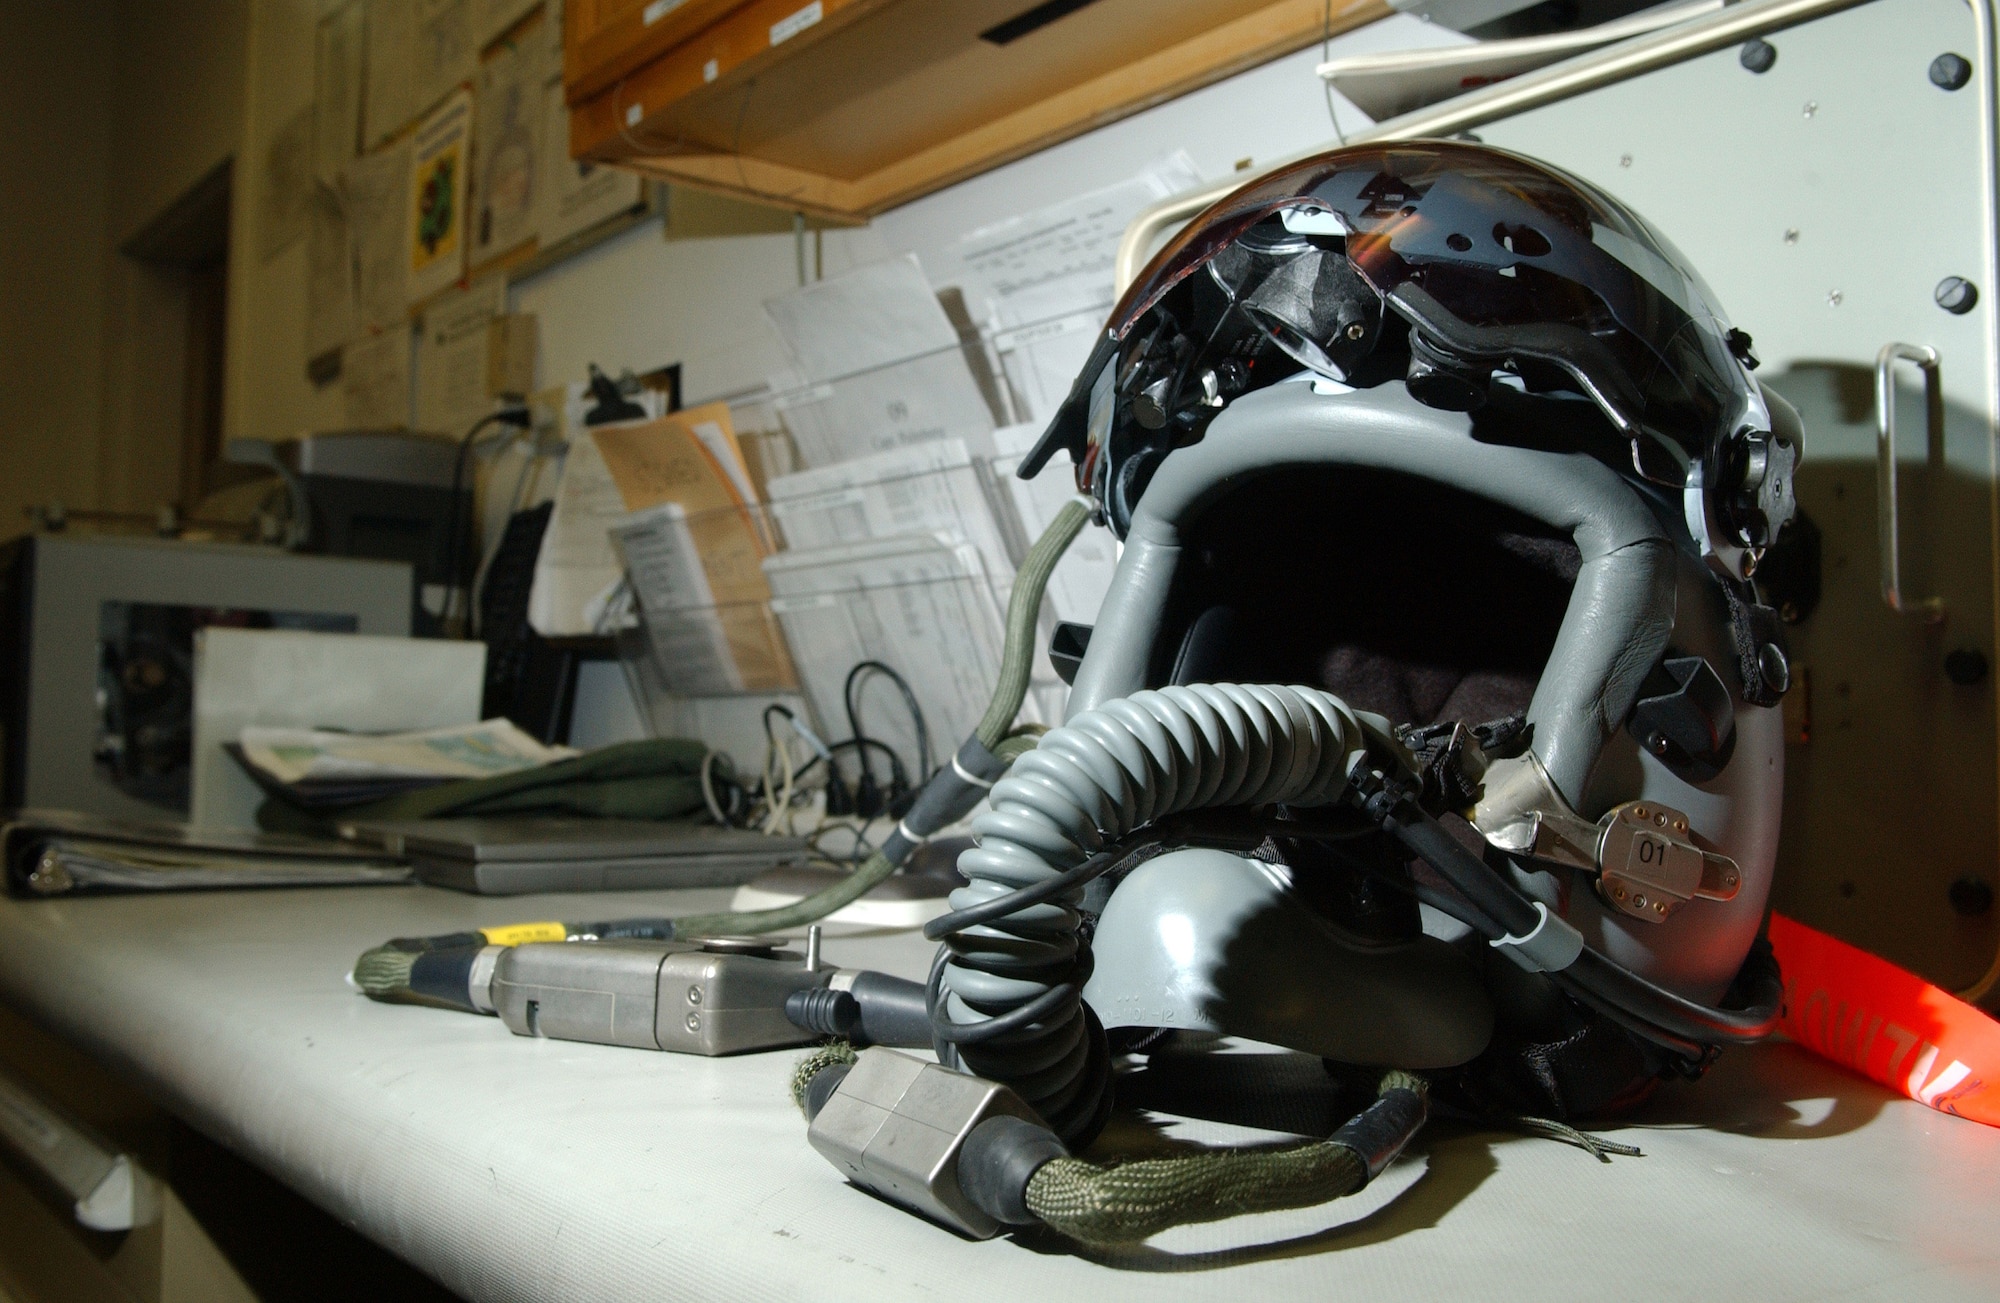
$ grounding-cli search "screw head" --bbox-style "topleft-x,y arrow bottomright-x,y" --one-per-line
1345,322 -> 1367,340
687,985 -> 704,1005
1802,100 -> 1818,118
1758,642 -> 1792,694
1618,154 -> 1633,168
1931,52 -> 1973,91
1783,228 -> 1800,245
1827,289 -> 1844,307
1949,876 -> 1995,916
685,1012 -> 702,1032
1633,893 -> 1649,908
1740,39 -> 1777,73
1944,647 -> 1990,686
1647,732 -> 1672,757
1936,276 -> 1980,315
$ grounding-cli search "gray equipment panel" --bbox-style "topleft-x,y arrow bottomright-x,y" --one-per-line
6,535 -> 410,822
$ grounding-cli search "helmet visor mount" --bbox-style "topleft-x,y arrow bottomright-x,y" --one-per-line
1031,142 -> 1793,578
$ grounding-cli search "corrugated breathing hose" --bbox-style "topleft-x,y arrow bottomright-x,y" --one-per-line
931,683 -> 1385,1144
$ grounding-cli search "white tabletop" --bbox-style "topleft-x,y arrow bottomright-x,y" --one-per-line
0,881 -> 1994,1302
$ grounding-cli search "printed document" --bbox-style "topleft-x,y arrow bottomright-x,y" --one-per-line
764,256 -> 995,466
763,535 -> 1014,771
764,437 -> 1015,605
416,277 -> 507,435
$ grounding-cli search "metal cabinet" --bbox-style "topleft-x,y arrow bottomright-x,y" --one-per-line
1474,0 -> 2000,993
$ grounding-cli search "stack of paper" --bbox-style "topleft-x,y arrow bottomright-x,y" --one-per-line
764,256 -> 997,467
942,153 -> 1203,424
228,718 -> 573,809
3,810 -> 410,897
597,404 -> 796,696
763,536 -> 1014,773
764,437 -> 1017,607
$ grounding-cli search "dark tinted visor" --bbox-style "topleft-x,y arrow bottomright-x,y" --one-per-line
1110,142 -> 1755,462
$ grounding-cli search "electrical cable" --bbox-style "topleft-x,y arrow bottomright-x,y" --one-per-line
1363,786 -> 1784,1053
351,497 -> 1093,994
844,660 -> 932,782
699,749 -> 730,826
442,407 -> 531,633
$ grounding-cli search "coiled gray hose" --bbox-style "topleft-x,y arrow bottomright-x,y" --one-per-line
939,683 -> 1381,1142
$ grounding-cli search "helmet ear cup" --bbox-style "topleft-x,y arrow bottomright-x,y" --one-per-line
1405,333 -> 1489,412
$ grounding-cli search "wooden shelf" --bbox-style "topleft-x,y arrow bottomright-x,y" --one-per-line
564,0 -> 749,105
566,0 -> 1389,221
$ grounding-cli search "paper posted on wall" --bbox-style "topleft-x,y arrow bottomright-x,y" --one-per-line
313,0 -> 365,185
416,277 -> 507,435
408,91 -> 473,304
472,32 -> 544,267
363,0 -> 416,148
536,78 -> 647,248
343,139 -> 412,328
260,106 -> 315,262
305,183 -> 354,361
477,0 -> 542,46
763,535 -> 1017,772
344,328 -> 413,428
416,0 -> 479,118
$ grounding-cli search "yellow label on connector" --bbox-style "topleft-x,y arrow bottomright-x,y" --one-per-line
479,921 -> 567,946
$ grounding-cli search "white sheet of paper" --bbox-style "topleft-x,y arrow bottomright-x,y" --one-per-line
991,306 -> 1104,424
536,79 -> 647,248
408,91 -> 472,303
764,254 -> 959,382
764,438 -> 1015,606
528,415 -> 631,636
764,535 -> 1018,769
471,34 -> 544,266
943,152 -> 1204,330
305,183 -> 355,360
416,277 -> 506,435
417,0 -> 479,115
363,0 -> 416,148
989,422 -> 1117,627
314,0 -> 366,185
343,328 -> 413,428
771,348 -> 995,468
343,140 -> 411,328
610,504 -> 744,695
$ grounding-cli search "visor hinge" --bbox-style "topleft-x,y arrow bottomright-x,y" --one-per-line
1469,753 -> 1741,924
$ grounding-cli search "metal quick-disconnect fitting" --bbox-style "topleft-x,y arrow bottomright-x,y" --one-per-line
803,1048 -> 1061,1240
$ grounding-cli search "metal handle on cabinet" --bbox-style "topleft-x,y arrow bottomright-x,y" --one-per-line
1874,342 -> 1947,621
0,1066 -> 157,1231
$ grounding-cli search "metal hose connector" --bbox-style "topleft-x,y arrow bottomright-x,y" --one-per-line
936,684 -> 1380,1142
